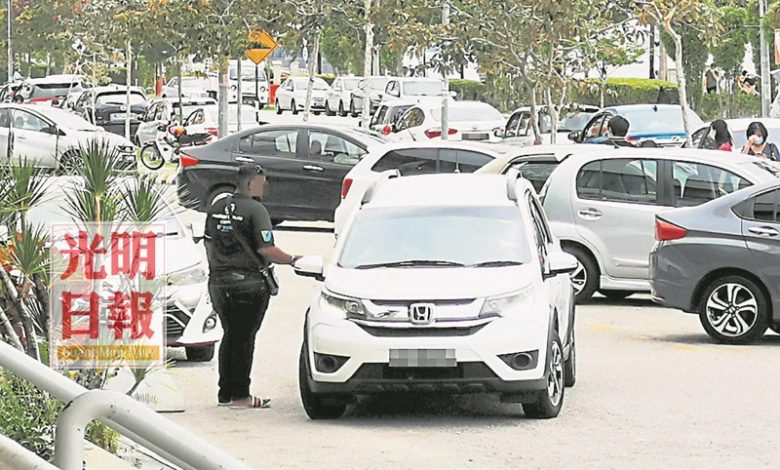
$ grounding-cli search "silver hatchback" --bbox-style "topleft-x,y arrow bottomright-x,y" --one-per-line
479,145 -> 780,302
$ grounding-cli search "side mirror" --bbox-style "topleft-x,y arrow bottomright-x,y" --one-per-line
293,255 -> 325,282
188,222 -> 205,244
567,131 -> 580,142
493,128 -> 505,138
358,120 -> 363,127
546,251 -> 578,278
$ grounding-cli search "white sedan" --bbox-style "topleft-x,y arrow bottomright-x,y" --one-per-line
390,101 -> 505,142
0,104 -> 135,170
326,77 -> 362,117
275,77 -> 331,115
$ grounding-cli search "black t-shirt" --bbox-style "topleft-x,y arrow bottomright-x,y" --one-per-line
204,193 -> 275,273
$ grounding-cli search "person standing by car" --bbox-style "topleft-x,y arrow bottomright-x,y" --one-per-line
204,164 -> 301,408
708,119 -> 733,151
705,64 -> 719,94
604,116 -> 637,147
742,122 -> 780,160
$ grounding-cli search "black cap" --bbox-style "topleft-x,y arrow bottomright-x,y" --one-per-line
238,163 -> 265,177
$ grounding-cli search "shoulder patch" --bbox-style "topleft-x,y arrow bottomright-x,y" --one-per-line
261,230 -> 274,243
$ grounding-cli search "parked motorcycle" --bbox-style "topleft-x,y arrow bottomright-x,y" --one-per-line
139,123 -> 211,171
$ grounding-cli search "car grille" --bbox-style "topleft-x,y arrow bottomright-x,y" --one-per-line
164,303 -> 193,339
358,324 -> 486,337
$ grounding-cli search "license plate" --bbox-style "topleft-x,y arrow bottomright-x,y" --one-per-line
462,133 -> 489,141
389,349 -> 456,368
110,113 -> 126,122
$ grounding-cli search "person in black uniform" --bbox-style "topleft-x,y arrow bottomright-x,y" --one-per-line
605,116 -> 638,148
204,164 -> 300,408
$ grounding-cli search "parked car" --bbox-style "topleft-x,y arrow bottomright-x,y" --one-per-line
17,75 -> 91,106
499,104 -> 600,146
382,77 -> 449,101
176,124 -> 386,223
275,77 -> 331,115
160,76 -> 212,100
72,85 -> 148,138
690,118 -> 780,152
568,104 -> 704,147
0,82 -> 23,103
390,101 -> 504,142
294,173 -> 577,419
326,76 -> 362,117
650,179 -> 780,344
228,59 -> 270,106
349,77 -> 390,116
477,144 -> 577,193
367,100 -> 416,135
24,177 -> 222,361
476,145 -> 780,302
0,103 -> 136,170
333,141 -> 512,237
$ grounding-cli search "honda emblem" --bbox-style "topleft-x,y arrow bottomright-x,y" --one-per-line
409,303 -> 434,325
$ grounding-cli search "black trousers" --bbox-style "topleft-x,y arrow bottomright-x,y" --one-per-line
208,271 -> 270,401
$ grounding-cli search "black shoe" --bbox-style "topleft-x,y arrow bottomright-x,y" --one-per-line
218,396 -> 232,406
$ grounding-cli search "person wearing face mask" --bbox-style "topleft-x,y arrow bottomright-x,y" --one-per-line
707,119 -> 733,151
741,122 -> 780,160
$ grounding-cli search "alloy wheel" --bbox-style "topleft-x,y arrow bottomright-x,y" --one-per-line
569,259 -> 587,294
547,340 -> 564,407
705,283 -> 759,338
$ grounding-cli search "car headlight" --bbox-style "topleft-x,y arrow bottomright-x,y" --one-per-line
479,287 -> 533,318
319,289 -> 365,318
203,312 -> 218,333
167,265 -> 208,286
117,145 -> 135,153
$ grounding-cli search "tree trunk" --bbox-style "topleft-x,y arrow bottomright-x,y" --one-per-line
304,31 -> 321,122
530,86 -> 542,144
218,57 -> 229,138
125,39 -> 132,141
666,23 -> 693,147
237,59 -> 243,132
0,303 -> 24,351
0,270 -> 38,359
177,56 -> 183,123
546,87 -> 559,145
32,274 -> 48,336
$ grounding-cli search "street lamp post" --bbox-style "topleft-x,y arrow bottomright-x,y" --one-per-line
760,0 -> 771,117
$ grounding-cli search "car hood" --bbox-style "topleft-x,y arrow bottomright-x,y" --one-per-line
324,264 -> 536,300
74,130 -> 134,147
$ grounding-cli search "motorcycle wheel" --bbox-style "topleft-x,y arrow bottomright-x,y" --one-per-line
140,143 -> 165,171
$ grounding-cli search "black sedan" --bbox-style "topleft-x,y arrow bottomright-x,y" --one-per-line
650,179 -> 780,344
73,85 -> 148,137
177,124 -> 386,223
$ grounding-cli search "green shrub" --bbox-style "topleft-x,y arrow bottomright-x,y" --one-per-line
0,369 -> 120,460
449,79 -> 487,101
700,93 -> 761,121
569,78 -> 679,107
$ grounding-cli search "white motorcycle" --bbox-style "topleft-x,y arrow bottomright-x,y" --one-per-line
139,125 -> 184,171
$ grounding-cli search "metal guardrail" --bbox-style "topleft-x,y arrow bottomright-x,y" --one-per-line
0,340 -> 253,470
0,431 -> 59,470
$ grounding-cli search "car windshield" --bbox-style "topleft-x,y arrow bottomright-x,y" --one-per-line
33,107 -> 97,130
402,81 -> 444,96
338,206 -> 530,268
620,107 -> 703,134
342,79 -> 361,90
431,104 -> 503,122
366,78 -> 388,91
229,66 -> 266,81
294,79 -> 329,90
94,92 -> 146,107
553,110 -> 597,133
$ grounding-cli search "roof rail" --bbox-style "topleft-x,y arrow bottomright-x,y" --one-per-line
505,166 -> 520,202
361,170 -> 401,206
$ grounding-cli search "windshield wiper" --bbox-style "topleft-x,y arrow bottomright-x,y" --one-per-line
470,260 -> 524,267
354,259 -> 466,269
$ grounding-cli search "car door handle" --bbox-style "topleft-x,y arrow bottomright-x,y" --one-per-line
235,156 -> 254,163
303,165 -> 324,172
16,135 -> 25,141
577,208 -> 602,220
748,226 -> 780,237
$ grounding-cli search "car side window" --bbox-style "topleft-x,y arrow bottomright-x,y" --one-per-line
436,149 -> 494,173
238,129 -> 298,157
395,109 -> 416,131
505,112 -> 523,138
153,103 -> 165,121
308,131 -> 365,165
371,106 -> 387,126
0,109 -> 10,128
576,159 -> 658,204
691,127 -> 712,149
332,80 -> 342,92
583,115 -> 605,139
750,189 -> 780,222
12,110 -> 50,133
672,162 -> 751,207
527,195 -> 550,266
371,148 -> 492,175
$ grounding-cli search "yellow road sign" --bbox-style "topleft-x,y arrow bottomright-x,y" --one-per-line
246,31 -> 278,65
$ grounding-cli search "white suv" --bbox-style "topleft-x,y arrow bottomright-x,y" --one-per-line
293,173 -> 578,419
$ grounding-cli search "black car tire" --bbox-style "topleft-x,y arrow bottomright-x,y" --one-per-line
186,345 -> 215,362
599,290 -> 632,301
299,340 -> 347,420
313,111 -> 321,116
564,328 -> 576,388
207,185 -> 235,210
563,245 -> 599,303
524,333 -> 565,419
291,100 -> 299,115
699,275 -> 769,345
276,100 -> 283,115
350,100 -> 358,118
338,101 -> 346,117
325,102 -> 336,116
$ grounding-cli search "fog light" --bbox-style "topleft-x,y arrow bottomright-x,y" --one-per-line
498,350 -> 539,371
313,352 -> 349,373
203,313 -> 218,333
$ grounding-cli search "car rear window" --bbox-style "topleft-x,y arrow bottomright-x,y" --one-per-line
508,160 -> 560,193
32,84 -> 79,98
371,148 -> 494,175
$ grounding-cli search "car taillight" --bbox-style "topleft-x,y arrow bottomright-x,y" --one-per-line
341,178 -> 353,199
655,218 -> 687,241
424,128 -> 458,139
206,127 -> 219,137
29,97 -> 52,103
382,125 -> 392,136
179,153 -> 199,168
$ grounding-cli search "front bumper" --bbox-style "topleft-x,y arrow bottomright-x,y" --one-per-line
164,281 -> 222,347
305,307 -> 549,395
